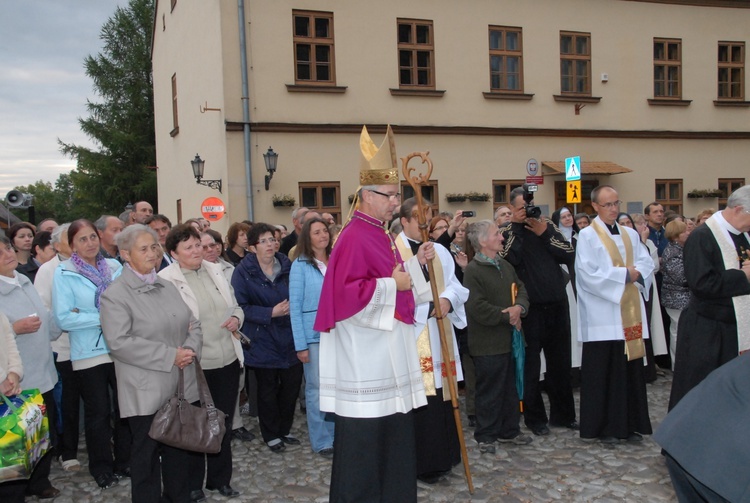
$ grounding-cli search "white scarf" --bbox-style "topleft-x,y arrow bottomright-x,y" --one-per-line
705,213 -> 750,352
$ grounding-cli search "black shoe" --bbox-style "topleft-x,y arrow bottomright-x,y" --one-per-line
95,473 -> 119,489
26,486 -> 61,499
190,489 -> 207,502
114,467 -> 131,479
627,432 -> 643,443
468,415 -> 477,428
232,427 -> 256,442
268,440 -> 286,453
206,484 -> 240,497
281,435 -> 301,445
530,424 -> 550,436
318,447 -> 334,458
550,420 -> 580,430
599,436 -> 619,444
417,471 -> 446,485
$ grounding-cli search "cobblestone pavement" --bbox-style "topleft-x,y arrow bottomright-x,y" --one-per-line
45,372 -> 676,502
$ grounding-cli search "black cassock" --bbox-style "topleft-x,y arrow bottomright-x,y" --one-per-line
668,223 -> 750,410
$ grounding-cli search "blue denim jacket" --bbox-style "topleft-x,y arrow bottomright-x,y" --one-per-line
289,255 -> 325,352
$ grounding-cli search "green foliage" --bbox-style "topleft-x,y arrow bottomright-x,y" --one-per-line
58,0 -> 156,216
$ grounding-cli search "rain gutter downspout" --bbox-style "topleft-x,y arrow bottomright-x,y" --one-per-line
238,0 -> 253,220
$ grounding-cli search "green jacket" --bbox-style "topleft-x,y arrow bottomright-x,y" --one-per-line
464,256 -> 529,356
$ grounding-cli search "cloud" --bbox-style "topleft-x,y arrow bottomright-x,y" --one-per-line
0,0 -> 125,198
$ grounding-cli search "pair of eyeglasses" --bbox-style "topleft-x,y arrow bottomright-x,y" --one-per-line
256,238 -> 277,245
596,200 -> 621,209
433,225 -> 448,233
203,243 -> 221,249
369,189 -> 401,201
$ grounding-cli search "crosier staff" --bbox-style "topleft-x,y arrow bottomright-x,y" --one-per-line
402,151 -> 474,494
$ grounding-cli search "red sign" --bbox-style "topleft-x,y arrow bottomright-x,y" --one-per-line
525,175 -> 544,185
201,197 -> 226,221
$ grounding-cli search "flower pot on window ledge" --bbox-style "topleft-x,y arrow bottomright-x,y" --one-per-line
272,194 -> 296,207
687,189 -> 722,199
445,193 -> 468,203
466,192 -> 491,202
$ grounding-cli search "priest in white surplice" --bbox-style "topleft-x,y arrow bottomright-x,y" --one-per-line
575,185 -> 654,443
314,126 -> 435,503
395,197 -> 469,484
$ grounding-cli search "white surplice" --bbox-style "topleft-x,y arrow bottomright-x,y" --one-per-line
575,217 -> 655,343
319,256 -> 431,419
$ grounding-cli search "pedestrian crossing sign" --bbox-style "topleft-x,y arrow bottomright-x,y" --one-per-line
567,181 -> 581,204
565,156 -> 581,181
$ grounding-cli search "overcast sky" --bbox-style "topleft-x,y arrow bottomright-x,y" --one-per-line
0,0 -> 125,198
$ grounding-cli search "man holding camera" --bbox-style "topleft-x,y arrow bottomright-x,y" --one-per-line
500,186 -> 578,436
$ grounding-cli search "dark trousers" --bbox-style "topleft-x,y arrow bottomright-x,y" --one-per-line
252,364 -> 303,443
128,414 -> 199,503
522,300 -> 576,428
0,390 -> 57,500
331,413 -> 416,503
473,353 -> 520,443
76,362 -> 131,477
192,361 -> 240,490
665,454 -> 730,503
580,341 -> 652,439
54,358 -> 81,461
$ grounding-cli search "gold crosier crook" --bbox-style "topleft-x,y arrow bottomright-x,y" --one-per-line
401,151 -> 474,494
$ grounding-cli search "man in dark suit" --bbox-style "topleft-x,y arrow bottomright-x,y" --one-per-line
655,351 -> 750,502
278,207 -> 309,256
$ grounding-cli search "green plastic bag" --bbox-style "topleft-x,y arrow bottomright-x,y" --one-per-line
0,389 -> 50,482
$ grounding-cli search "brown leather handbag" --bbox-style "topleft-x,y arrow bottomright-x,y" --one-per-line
148,360 -> 226,453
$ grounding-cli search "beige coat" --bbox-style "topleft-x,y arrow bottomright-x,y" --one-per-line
100,266 -> 202,418
158,260 -> 244,366
0,312 -> 23,384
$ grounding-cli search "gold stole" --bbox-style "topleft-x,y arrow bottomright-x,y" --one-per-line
591,221 -> 645,361
396,238 -> 457,399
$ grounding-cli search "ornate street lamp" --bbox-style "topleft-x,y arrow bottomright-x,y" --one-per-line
263,147 -> 278,191
191,154 -> 222,193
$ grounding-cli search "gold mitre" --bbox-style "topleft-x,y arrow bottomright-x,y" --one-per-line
359,125 -> 399,185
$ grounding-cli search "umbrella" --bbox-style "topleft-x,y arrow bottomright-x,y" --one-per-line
511,283 -> 525,413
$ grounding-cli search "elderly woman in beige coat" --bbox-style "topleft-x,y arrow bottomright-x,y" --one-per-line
159,224 -> 244,500
99,225 -> 203,503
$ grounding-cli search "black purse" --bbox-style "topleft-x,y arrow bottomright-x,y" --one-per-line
148,360 -> 226,453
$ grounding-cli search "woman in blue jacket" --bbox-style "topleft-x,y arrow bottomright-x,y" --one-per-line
231,223 -> 302,453
290,217 -> 335,457
52,219 -> 130,489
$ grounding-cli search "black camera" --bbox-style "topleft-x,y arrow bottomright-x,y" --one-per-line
522,183 -> 541,219
461,210 -> 475,218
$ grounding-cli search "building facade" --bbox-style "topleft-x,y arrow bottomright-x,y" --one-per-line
152,0 -> 749,232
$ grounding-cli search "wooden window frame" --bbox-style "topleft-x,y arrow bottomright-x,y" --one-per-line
653,38 -> 682,100
401,180 -> 439,215
718,41 -> 745,101
170,73 -> 179,137
488,26 -> 524,94
292,10 -> 336,87
655,179 -> 683,215
492,179 -> 525,212
299,182 -> 342,223
559,31 -> 592,96
718,178 -> 745,209
397,18 -> 436,90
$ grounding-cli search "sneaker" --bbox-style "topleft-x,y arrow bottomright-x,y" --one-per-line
318,447 -> 334,458
240,403 -> 250,416
478,441 -> 496,454
61,459 -> 81,472
498,432 -> 533,445
529,424 -> 550,436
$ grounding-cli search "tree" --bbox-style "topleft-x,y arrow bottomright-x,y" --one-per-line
59,0 -> 156,216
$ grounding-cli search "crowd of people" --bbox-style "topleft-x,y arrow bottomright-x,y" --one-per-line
2,138 -> 750,501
